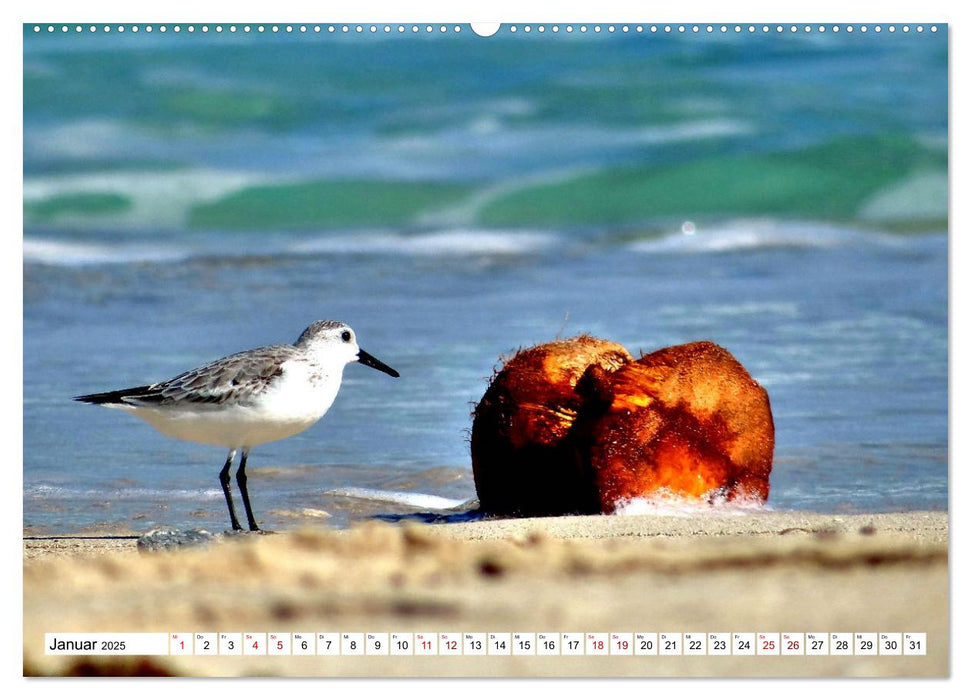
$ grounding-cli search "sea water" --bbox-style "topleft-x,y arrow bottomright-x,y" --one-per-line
23,27 -> 947,532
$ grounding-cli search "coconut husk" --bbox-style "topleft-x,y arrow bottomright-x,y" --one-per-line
471,335 -> 632,516
575,341 -> 774,511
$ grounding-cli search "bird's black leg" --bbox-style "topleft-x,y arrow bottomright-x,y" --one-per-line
219,449 -> 243,531
236,448 -> 260,532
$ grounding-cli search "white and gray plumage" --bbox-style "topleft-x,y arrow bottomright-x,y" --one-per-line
75,320 -> 399,532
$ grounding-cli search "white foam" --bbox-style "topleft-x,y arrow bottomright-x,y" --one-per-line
629,219 -> 897,255
325,487 -> 469,510
24,484 -> 222,501
23,237 -> 191,266
632,119 -> 752,145
23,168 -> 262,229
613,489 -> 771,517
25,228 -> 558,267
291,229 -> 556,257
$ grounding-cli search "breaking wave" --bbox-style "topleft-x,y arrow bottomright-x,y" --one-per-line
23,237 -> 193,266
628,220 -> 904,255
290,229 -> 556,257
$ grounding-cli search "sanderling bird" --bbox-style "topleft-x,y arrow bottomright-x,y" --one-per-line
75,320 -> 399,532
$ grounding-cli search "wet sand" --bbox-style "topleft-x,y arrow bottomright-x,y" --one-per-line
23,511 -> 948,677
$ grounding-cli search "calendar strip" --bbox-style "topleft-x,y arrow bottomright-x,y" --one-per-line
44,632 -> 927,656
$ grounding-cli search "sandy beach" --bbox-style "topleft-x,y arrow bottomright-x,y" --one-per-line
23,511 -> 948,677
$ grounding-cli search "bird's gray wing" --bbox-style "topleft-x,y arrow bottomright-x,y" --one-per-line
126,345 -> 298,407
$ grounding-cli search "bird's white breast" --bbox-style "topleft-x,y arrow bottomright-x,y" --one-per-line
122,359 -> 346,448
257,358 -> 343,423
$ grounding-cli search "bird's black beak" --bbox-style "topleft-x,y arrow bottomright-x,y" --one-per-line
357,348 -> 400,378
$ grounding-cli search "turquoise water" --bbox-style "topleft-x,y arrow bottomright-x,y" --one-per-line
23,27 -> 948,532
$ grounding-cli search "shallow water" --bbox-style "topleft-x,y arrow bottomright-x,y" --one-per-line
23,28 -> 947,532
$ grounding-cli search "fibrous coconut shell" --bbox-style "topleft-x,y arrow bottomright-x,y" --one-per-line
471,335 -> 632,516
576,341 -> 774,511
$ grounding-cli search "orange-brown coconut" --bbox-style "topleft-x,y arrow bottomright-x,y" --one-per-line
575,341 -> 774,511
471,335 -> 632,516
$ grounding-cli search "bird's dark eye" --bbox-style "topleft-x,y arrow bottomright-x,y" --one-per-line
341,330 -> 352,342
